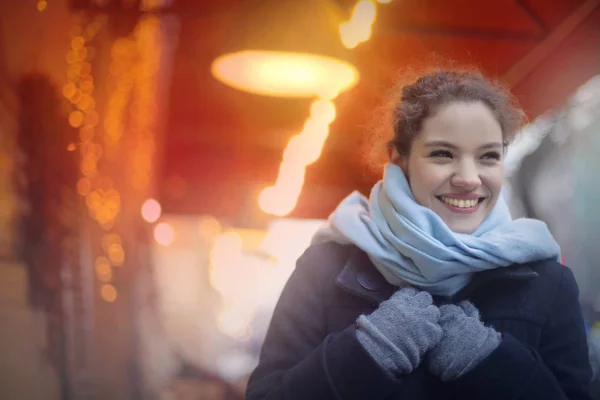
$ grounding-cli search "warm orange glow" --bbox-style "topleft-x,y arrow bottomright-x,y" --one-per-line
101,284 -> 118,302
80,156 -> 97,177
37,0 -> 48,12
69,110 -> 85,128
84,111 -> 100,127
80,126 -> 94,141
95,260 -> 112,282
95,256 -> 111,270
154,222 -> 175,246
140,0 -> 163,11
377,0 -> 392,3
141,198 -> 162,223
71,36 -> 86,51
76,177 -> 92,196
211,51 -> 359,98
63,82 -> 77,98
102,233 -> 121,250
108,244 -> 125,266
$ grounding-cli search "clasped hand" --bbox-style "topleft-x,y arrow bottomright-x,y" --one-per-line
356,287 -> 501,381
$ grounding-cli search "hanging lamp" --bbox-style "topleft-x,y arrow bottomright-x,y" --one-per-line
211,0 -> 359,99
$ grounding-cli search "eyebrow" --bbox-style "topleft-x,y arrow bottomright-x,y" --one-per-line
424,140 -> 503,150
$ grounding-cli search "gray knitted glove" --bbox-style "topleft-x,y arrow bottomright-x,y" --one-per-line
356,287 -> 443,377
427,300 -> 501,382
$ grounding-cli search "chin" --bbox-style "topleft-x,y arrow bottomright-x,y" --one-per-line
445,220 -> 482,234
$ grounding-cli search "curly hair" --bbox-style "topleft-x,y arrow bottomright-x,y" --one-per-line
365,66 -> 525,173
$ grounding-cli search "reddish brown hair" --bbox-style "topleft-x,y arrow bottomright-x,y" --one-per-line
366,66 -> 525,172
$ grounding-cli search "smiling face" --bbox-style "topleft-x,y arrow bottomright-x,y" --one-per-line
399,101 -> 505,234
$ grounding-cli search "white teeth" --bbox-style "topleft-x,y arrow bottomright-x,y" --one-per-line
441,197 -> 479,208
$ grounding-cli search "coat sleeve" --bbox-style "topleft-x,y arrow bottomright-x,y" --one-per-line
452,266 -> 594,400
245,246 -> 401,400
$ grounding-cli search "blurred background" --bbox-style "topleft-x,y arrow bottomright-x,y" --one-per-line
0,0 -> 599,399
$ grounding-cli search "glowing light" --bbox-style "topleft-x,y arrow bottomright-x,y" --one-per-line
76,177 -> 92,196
63,82 -> 77,98
310,99 -> 336,125
154,222 -> 175,246
95,260 -> 112,282
259,0 -> 390,216
95,256 -> 110,270
259,98 -> 336,216
37,0 -> 47,12
101,284 -> 118,302
340,0 -> 377,49
108,244 -> 125,266
71,36 -> 86,51
377,0 -> 392,3
141,198 -> 162,223
68,110 -> 85,128
211,51 -> 359,98
84,110 -> 100,127
102,233 -> 120,247
259,186 -> 299,217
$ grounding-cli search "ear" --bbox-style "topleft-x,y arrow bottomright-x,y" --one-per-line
388,146 -> 409,175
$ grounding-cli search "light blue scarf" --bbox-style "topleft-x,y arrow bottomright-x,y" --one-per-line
312,163 -> 561,297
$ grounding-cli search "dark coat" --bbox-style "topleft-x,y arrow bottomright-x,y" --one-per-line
246,242 -> 594,400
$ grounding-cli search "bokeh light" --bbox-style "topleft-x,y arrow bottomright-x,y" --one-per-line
154,222 -> 175,246
37,0 -> 47,12
212,51 -> 358,99
101,284 -> 118,303
339,0 -> 377,49
141,198 -> 162,223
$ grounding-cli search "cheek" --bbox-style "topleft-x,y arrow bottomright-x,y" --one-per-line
483,169 -> 505,197
407,162 -> 447,201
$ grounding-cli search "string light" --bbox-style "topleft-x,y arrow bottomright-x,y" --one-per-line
66,8 -> 168,300
339,1 -> 377,49
259,0 -> 390,216
63,15 -> 127,302
130,14 -> 162,192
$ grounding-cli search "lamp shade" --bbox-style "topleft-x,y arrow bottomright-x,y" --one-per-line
211,0 -> 359,98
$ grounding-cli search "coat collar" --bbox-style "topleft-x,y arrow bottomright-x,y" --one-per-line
335,246 -> 539,305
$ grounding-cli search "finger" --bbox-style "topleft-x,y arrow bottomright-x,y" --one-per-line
426,321 -> 444,344
392,286 -> 418,301
438,304 -> 465,325
422,304 -> 441,322
458,300 -> 480,319
412,290 -> 434,307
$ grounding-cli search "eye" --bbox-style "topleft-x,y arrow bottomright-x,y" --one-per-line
429,150 -> 453,159
481,151 -> 501,161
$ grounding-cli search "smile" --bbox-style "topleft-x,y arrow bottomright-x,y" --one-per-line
436,195 -> 485,213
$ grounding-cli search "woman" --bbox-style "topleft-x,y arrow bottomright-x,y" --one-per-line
245,70 -> 593,399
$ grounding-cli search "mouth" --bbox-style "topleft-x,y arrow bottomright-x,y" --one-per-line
435,195 -> 486,214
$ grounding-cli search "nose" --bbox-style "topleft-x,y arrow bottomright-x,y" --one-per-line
451,160 -> 481,190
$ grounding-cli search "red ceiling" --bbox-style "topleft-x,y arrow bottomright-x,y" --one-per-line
159,0 -> 600,226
